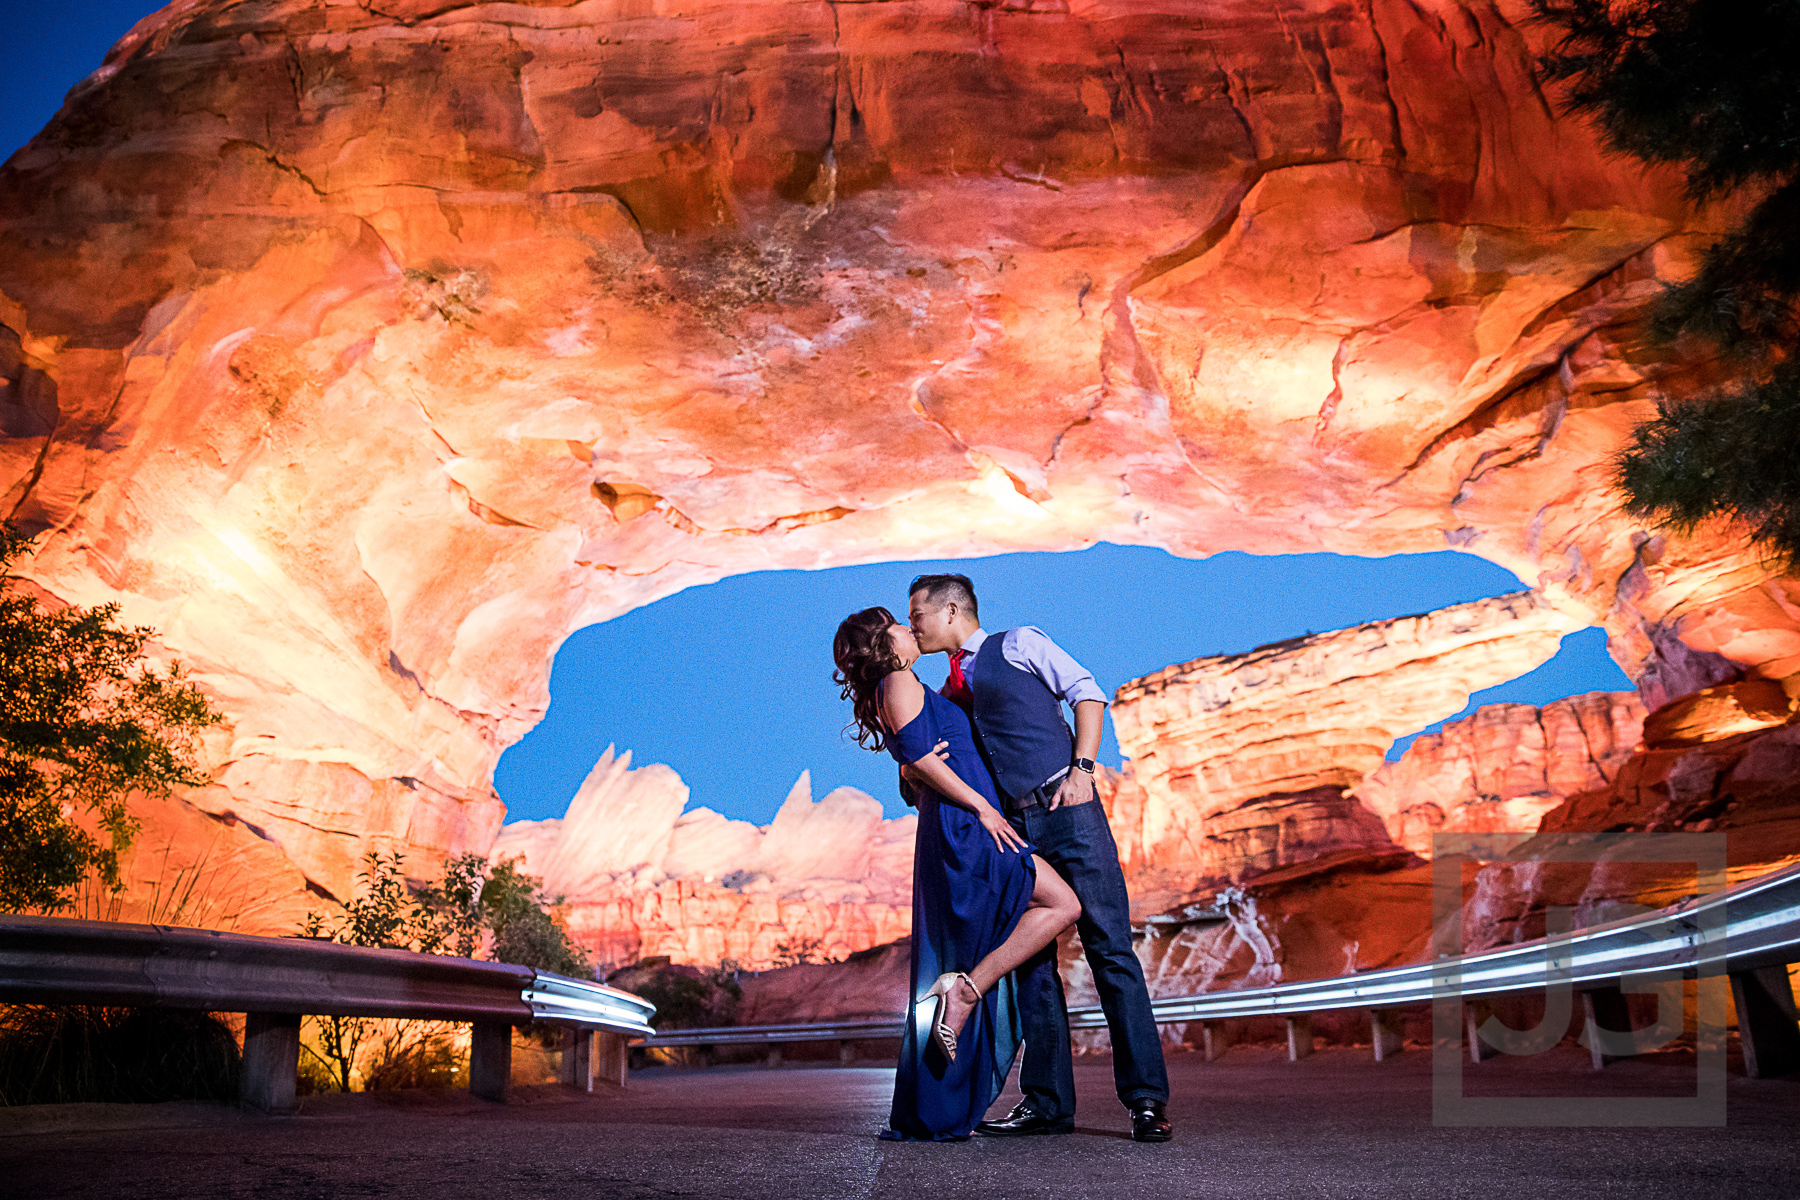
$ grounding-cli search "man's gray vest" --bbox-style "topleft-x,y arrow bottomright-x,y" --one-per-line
967,631 -> 1076,802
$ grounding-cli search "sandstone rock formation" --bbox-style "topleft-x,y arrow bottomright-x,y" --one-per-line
1353,690 -> 1647,855
629,684 -> 1797,1044
492,750 -> 915,968
1106,591 -> 1577,903
3,0 -> 1797,921
735,939 -> 915,1028
1541,723 -> 1800,865
69,786 -> 315,936
1428,677 -> 1800,987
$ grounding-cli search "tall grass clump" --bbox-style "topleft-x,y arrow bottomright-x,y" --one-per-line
0,1006 -> 238,1106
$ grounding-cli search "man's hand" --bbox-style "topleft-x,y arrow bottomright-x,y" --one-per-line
1047,767 -> 1096,811
898,740 -> 951,784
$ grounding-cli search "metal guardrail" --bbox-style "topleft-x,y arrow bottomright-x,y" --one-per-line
0,914 -> 533,1021
0,913 -> 654,1035
638,859 -> 1800,1077
0,914 -> 656,1110
1119,854 -> 1800,1028
647,1017 -> 904,1048
524,971 -> 656,1036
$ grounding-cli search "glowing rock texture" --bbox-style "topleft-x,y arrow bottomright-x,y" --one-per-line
1352,690 -> 1647,855
1107,591 -> 1579,899
3,0 -> 1798,914
1449,685 -> 1800,966
491,751 -> 915,968
71,787 -> 315,936
1541,724 -> 1800,857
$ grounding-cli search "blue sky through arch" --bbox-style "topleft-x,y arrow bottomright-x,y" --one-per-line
494,546 -> 1633,825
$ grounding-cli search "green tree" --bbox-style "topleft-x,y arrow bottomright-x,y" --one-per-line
298,851 -> 590,1091
481,856 -> 590,978
299,851 -> 475,1092
415,852 -> 490,960
0,522 -> 221,913
1534,0 -> 1800,565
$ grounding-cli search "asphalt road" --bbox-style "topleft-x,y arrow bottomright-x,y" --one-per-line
3,1045 -> 1794,1200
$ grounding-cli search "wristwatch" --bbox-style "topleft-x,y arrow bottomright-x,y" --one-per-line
1074,757 -> 1096,774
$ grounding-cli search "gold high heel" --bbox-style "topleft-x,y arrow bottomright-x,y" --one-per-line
924,972 -> 981,1065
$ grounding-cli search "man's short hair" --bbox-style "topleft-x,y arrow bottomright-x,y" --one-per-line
908,573 -> 978,621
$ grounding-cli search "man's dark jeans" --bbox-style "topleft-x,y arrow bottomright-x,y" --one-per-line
1010,796 -> 1168,1119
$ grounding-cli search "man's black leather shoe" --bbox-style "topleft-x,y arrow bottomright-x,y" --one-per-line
974,1102 -> 1075,1137
1130,1101 -> 1173,1143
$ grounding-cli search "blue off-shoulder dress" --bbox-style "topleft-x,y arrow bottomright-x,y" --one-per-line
880,676 -> 1037,1141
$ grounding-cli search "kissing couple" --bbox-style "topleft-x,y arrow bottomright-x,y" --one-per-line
832,574 -> 1171,1143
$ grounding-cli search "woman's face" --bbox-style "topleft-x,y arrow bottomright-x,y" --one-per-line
886,622 -> 920,666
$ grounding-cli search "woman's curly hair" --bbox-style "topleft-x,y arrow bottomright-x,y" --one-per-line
833,606 -> 905,751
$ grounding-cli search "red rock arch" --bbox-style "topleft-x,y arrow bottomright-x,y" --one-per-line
2,0 -> 1792,921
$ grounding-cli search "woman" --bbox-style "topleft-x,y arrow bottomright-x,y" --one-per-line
833,606 -> 1081,1141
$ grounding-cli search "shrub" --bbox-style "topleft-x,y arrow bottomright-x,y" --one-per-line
482,856 -> 589,978
296,850 -> 589,1091
606,958 -> 740,1031
772,935 -> 831,968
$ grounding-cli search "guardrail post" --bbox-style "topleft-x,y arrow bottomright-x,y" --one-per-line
240,1011 -> 301,1115
1730,965 -> 1800,1079
1580,985 -> 1633,1070
1200,1020 -> 1233,1062
470,1021 -> 512,1101
1285,1015 -> 1314,1062
838,1039 -> 856,1066
1369,1008 -> 1403,1062
560,1028 -> 593,1092
765,1043 -> 783,1069
594,1030 -> 629,1087
1465,1000 -> 1498,1063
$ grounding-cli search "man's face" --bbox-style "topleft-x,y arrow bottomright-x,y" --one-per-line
909,591 -> 960,654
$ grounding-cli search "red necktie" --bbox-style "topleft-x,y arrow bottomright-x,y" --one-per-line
943,649 -> 973,709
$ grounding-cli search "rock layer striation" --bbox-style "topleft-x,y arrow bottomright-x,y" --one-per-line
2,0 -> 1797,914
1107,591 -> 1579,900
1353,690 -> 1647,855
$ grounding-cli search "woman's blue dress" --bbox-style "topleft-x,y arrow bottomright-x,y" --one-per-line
880,676 -> 1037,1141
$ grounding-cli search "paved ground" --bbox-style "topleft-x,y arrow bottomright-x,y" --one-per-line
3,1045 -> 1795,1200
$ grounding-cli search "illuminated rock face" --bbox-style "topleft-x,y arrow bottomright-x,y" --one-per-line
491,750 -> 915,968
1353,690 -> 1647,855
2,0 -> 1797,914
1106,591 -> 1579,901
1539,717 -> 1800,862
71,786 -> 315,936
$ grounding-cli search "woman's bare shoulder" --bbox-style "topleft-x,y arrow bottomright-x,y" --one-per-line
876,669 -> 925,728
879,669 -> 923,697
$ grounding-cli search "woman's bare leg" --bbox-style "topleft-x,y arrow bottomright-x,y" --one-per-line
940,856 -> 1080,1036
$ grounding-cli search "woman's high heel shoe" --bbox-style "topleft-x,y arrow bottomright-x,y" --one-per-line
924,972 -> 981,1065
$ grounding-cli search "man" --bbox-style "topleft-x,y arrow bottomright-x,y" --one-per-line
907,573 -> 1172,1143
